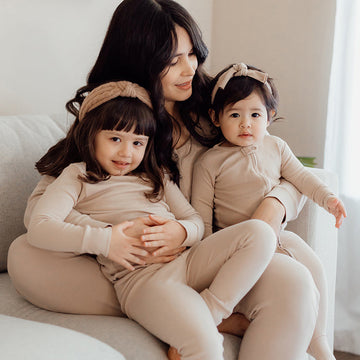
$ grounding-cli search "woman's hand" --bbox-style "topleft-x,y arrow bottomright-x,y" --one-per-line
251,197 -> 285,237
327,196 -> 347,228
108,221 -> 150,271
141,215 -> 187,257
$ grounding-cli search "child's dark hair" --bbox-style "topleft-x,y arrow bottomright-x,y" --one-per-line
210,64 -> 280,133
36,97 -> 164,200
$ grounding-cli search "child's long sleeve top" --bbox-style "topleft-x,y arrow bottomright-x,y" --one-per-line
28,162 -> 204,257
192,135 -> 335,237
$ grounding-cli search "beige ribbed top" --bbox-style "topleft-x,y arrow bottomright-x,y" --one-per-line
191,135 -> 334,237
27,163 -> 204,256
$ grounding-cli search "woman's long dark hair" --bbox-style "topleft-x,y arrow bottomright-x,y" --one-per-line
66,0 -> 219,185
37,97 -> 164,200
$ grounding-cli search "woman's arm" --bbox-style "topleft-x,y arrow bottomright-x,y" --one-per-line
191,155 -> 216,238
250,197 -> 286,236
265,179 -> 307,223
163,179 -> 204,247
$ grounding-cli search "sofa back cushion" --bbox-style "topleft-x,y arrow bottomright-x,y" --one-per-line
0,115 -> 68,271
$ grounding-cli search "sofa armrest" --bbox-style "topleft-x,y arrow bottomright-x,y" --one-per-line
286,167 -> 338,351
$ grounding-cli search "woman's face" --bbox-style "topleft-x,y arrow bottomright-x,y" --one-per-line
161,26 -> 198,112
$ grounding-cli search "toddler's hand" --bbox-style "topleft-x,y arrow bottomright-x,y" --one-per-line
108,221 -> 150,271
327,196 -> 347,228
141,214 -> 187,257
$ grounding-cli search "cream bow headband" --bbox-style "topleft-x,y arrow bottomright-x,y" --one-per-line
211,63 -> 272,104
79,81 -> 153,121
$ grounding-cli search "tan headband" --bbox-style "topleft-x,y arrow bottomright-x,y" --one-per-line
211,63 -> 272,104
79,81 -> 153,121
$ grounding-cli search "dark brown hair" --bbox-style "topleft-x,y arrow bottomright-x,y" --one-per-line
66,0 -> 219,184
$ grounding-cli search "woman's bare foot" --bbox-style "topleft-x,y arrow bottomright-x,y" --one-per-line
168,346 -> 181,360
217,312 -> 250,337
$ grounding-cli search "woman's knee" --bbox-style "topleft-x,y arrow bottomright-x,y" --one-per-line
240,255 -> 319,321
268,256 -> 320,322
8,234 -> 121,315
280,230 -> 326,286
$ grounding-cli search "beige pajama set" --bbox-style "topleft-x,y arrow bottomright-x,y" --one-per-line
27,162 -> 277,360
192,134 -> 335,359
8,136 -> 320,360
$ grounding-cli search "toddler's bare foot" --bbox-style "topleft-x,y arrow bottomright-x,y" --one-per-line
168,346 -> 181,360
217,312 -> 250,337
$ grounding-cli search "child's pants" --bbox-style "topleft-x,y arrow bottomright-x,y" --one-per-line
111,220 -> 316,360
8,224 -> 319,360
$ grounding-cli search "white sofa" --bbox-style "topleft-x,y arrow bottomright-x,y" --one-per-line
0,114 -> 338,359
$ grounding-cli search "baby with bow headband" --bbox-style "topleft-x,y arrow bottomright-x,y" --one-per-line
192,62 -> 346,360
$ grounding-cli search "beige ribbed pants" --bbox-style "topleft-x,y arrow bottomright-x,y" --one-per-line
112,220 -> 276,360
8,222 -> 320,360
279,230 -> 334,360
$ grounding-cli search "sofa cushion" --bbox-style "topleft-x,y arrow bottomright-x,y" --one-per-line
0,314 -> 126,360
0,114 -> 68,271
0,272 -> 241,360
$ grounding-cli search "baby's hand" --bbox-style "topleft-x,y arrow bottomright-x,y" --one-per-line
141,215 -> 187,256
327,196 -> 347,228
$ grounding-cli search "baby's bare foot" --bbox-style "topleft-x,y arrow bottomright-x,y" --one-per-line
217,312 -> 250,337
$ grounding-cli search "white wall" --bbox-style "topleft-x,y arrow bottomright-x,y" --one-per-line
211,0 -> 336,167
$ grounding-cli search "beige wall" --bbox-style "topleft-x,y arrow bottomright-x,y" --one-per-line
0,0 -> 120,117
0,1 -> 212,118
210,0 -> 336,166
1,0 -> 335,166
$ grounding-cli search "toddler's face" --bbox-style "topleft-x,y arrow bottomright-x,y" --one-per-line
94,128 -> 148,176
214,91 -> 270,148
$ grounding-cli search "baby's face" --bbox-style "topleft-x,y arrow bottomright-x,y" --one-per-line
216,91 -> 270,148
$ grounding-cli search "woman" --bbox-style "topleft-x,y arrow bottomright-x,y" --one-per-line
8,1 -> 319,359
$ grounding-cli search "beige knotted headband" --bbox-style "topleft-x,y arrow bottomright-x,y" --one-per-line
211,63 -> 272,104
79,81 -> 153,121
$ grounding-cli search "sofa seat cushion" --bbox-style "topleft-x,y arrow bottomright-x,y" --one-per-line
0,272 -> 241,359
1,314 -> 126,360
0,273 -> 169,359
